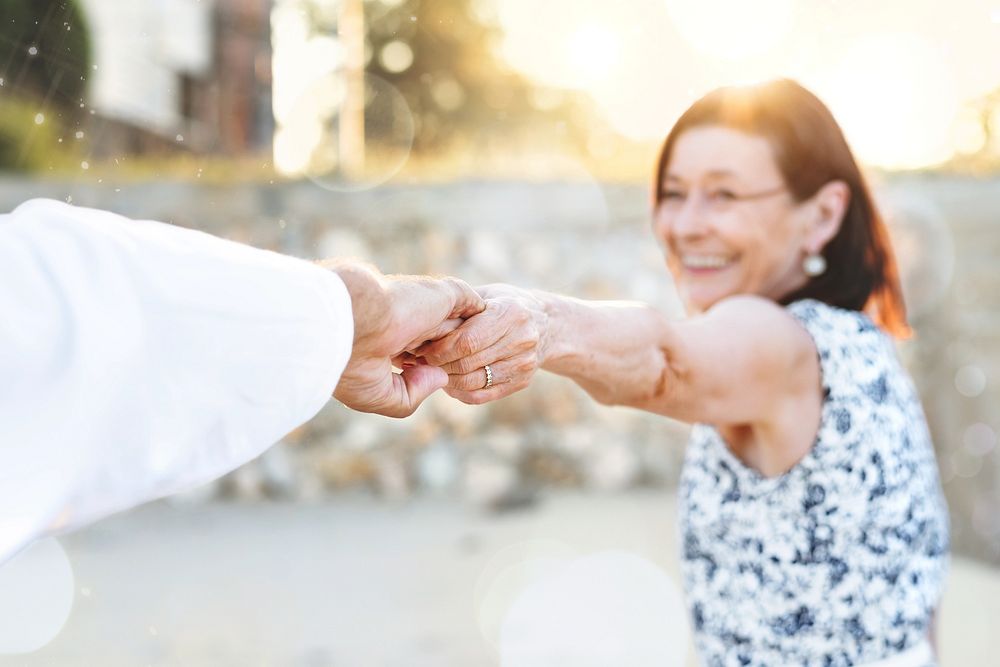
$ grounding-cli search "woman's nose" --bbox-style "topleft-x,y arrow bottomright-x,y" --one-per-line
657,198 -> 708,241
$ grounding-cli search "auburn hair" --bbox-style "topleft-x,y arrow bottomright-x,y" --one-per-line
653,79 -> 910,338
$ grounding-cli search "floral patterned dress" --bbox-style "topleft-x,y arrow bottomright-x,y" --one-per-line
678,299 -> 950,667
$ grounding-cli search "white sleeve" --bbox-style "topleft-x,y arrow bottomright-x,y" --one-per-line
0,199 -> 354,564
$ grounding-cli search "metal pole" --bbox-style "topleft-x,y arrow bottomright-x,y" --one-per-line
338,0 -> 365,178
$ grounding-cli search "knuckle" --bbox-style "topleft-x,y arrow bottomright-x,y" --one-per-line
515,337 -> 537,354
448,390 -> 471,404
468,393 -> 489,405
447,358 -> 471,375
455,333 -> 479,358
495,300 -> 517,320
419,351 -> 441,366
514,359 -> 535,376
418,342 -> 444,364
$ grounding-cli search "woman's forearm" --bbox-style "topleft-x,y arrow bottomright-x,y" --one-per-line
535,291 -> 676,408
426,285 -> 815,428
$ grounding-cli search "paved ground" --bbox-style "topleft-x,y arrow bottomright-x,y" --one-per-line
3,491 -> 998,666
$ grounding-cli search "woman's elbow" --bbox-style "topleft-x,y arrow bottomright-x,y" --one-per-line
613,350 -> 675,410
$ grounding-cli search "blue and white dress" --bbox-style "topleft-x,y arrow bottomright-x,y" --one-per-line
678,299 -> 950,667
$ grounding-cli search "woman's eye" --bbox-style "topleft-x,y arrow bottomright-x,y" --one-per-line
661,190 -> 685,200
710,189 -> 737,201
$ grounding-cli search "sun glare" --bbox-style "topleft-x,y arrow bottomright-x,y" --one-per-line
566,24 -> 621,83
816,33 -> 960,170
664,0 -> 794,61
498,0 -> 635,91
492,0 -> 1000,169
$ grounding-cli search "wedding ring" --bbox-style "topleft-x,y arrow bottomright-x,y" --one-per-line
483,364 -> 494,389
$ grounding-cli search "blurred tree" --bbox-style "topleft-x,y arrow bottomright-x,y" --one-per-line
949,86 -> 1000,173
365,0 -> 542,151
0,0 -> 91,170
976,88 -> 1000,158
0,98 -> 67,171
301,0 -> 582,155
0,0 -> 91,105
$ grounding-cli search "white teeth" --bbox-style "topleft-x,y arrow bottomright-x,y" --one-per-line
681,255 -> 734,269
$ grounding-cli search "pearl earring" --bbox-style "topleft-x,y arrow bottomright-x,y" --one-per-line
803,253 -> 827,277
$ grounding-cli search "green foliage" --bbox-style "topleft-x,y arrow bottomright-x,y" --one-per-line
0,97 -> 73,172
0,0 -> 91,170
1,0 -> 92,107
367,0 -> 533,149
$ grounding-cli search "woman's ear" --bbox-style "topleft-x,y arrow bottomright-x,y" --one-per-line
806,180 -> 850,251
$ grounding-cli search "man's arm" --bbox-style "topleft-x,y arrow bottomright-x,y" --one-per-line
0,199 -> 481,565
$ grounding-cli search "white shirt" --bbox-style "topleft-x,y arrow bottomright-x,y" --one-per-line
0,199 -> 354,565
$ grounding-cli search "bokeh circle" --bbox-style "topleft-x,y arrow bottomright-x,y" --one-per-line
275,70 -> 414,192
498,549 -> 689,667
0,538 -> 75,654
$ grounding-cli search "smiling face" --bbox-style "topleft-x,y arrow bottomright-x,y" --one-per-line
653,125 -> 819,313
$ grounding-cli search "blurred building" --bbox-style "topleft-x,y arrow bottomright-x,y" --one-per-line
77,0 -> 273,156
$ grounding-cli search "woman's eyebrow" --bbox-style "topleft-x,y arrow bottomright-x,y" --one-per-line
704,169 -> 738,179
664,169 -> 740,183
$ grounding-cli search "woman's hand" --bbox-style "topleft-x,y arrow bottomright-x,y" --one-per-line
415,284 -> 549,404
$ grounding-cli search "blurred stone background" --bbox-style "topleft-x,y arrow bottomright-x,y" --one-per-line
2,175 -> 995,564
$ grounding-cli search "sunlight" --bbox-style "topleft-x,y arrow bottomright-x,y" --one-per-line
498,0 -> 630,91
816,33 -> 959,169
494,0 -> 1000,168
566,24 -> 622,84
268,0 -> 1000,171
663,0 -> 794,61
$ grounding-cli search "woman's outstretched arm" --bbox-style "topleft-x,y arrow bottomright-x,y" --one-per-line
418,284 -> 819,428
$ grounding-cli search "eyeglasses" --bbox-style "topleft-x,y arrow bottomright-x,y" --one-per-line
656,184 -> 787,215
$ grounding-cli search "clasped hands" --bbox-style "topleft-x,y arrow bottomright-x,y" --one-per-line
327,261 -> 547,418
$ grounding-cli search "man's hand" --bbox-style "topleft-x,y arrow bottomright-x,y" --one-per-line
325,261 -> 485,417
415,284 -> 549,405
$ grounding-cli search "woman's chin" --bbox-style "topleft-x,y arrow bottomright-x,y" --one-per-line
681,286 -> 734,313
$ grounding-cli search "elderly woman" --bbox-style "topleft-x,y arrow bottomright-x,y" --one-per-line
417,79 -> 950,667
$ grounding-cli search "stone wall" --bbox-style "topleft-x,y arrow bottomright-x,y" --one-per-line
1,175 -> 997,563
